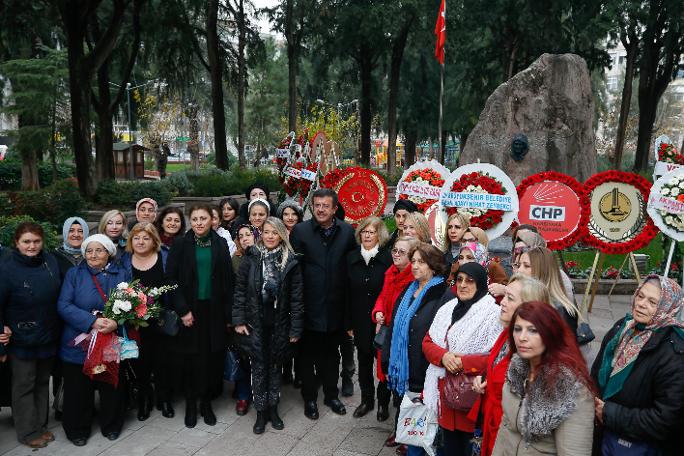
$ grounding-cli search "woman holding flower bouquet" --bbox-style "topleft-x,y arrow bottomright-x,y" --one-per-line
121,222 -> 173,421
57,234 -> 131,446
233,217 -> 304,434
167,204 -> 234,429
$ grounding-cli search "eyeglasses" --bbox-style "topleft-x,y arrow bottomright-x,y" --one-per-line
391,248 -> 408,256
455,276 -> 475,285
85,248 -> 107,256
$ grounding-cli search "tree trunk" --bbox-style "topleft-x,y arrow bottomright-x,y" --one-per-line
20,149 -> 40,191
613,35 -> 638,169
207,0 -> 229,170
439,129 -> 447,164
358,44 -> 373,166
285,0 -> 299,133
386,16 -> 412,177
94,59 -> 116,181
66,53 -> 94,196
405,130 -> 417,167
236,0 -> 247,168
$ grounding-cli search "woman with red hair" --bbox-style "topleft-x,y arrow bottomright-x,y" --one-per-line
492,301 -> 595,456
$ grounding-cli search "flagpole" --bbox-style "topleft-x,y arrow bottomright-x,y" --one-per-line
438,61 -> 445,164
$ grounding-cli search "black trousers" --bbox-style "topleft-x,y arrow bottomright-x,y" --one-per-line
300,330 -> 344,402
251,326 -> 281,411
131,328 -> 174,403
440,428 -> 473,456
61,362 -> 126,440
340,333 -> 355,381
355,328 -> 376,403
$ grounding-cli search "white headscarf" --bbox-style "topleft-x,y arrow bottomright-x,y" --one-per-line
81,234 -> 117,257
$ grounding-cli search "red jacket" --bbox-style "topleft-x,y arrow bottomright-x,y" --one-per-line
372,264 -> 414,381
422,332 -> 488,432
470,329 -> 510,456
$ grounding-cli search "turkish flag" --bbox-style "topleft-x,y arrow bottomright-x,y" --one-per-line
434,0 -> 446,64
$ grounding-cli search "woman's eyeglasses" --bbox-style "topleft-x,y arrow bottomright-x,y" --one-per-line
391,248 -> 407,256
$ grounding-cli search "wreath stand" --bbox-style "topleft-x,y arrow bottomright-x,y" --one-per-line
582,251 -> 643,313
661,238 -> 684,288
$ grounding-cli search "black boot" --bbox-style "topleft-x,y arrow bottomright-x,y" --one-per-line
253,411 -> 268,434
137,391 -> 152,421
200,400 -> 217,426
184,400 -> 197,428
270,405 -> 284,430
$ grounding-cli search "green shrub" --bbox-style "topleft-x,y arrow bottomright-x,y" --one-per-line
165,172 -> 194,196
183,168 -> 280,197
0,158 -> 76,190
8,179 -> 86,226
0,215 -> 60,249
94,179 -> 176,208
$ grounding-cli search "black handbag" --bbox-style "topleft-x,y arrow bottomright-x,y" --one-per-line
577,322 -> 595,345
233,329 -> 258,359
156,308 -> 180,336
373,325 -> 389,350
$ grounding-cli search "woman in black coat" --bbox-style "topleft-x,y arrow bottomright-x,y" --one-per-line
0,222 -> 62,449
166,204 -> 234,429
591,275 -> 684,456
346,217 -> 392,420
234,217 -> 304,434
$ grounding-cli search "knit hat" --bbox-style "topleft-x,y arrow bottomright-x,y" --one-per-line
277,199 -> 304,219
245,183 -> 270,200
81,234 -> 117,257
393,199 -> 418,214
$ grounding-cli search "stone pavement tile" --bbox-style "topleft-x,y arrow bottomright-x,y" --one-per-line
588,307 -> 613,320
298,416 -> 355,452
0,426 -> 134,456
378,446 -> 399,456
334,451 -> 372,456
273,404 -> 318,439
287,441 -> 336,456
98,426 -> 176,456
194,419 -> 260,456
144,411 -> 187,433
166,426 -> 218,451
338,427 -> 389,455
145,446 -> 190,456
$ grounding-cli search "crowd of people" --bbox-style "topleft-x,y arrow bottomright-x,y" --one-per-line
0,183 -> 683,456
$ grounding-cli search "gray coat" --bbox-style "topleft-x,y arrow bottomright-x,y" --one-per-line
492,355 -> 594,456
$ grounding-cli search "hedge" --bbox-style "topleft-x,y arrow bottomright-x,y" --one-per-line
7,179 -> 87,226
0,159 -> 76,190
95,180 -> 175,208
0,215 -> 60,249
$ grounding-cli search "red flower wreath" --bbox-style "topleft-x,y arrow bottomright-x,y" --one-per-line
320,167 -> 350,189
280,162 -> 318,197
447,172 -> 506,230
581,170 -> 659,254
398,168 -> 445,212
516,171 -> 589,251
658,143 -> 684,165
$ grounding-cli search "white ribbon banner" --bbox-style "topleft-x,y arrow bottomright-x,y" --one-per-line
300,169 -> 316,181
397,181 -> 442,199
648,193 -> 684,215
276,148 -> 290,158
440,191 -> 513,211
283,166 -> 301,179
654,161 -> 683,178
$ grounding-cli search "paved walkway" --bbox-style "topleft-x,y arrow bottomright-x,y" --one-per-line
0,294 -> 632,456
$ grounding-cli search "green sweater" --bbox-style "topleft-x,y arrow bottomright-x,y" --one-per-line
195,238 -> 212,300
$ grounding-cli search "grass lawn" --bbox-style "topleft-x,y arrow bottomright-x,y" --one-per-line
562,233 -> 671,272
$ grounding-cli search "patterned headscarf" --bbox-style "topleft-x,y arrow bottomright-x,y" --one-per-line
598,274 -> 684,399
460,242 -> 489,268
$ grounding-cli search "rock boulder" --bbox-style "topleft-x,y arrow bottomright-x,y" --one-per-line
458,53 -> 597,184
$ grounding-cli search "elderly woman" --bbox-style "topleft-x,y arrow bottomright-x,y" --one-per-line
154,206 -> 186,250
591,275 -> 684,455
57,234 -> 131,446
0,223 -> 62,448
516,247 -> 580,334
98,209 -> 128,259
403,212 -> 432,244
121,223 -> 173,420
447,242 -> 508,299
54,216 -> 89,276
277,199 -> 304,234
472,275 -> 550,456
346,217 -> 392,419
166,204 -> 234,428
422,262 -> 502,455
443,213 -> 470,269
248,199 -> 270,240
382,243 -> 447,456
233,217 -> 304,434
372,236 -> 418,444
219,197 -> 240,236
493,301 -> 595,456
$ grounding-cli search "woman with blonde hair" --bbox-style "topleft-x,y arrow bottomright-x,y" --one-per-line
403,212 -> 431,244
443,212 -> 470,269
121,223 -> 174,420
98,210 -> 128,259
463,226 -> 489,247
346,217 -> 392,419
517,247 -> 580,334
233,217 -> 304,433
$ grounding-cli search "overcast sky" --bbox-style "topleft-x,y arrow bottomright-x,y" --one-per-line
252,0 -> 279,34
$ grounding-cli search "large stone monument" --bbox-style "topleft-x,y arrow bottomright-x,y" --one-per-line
459,53 -> 597,184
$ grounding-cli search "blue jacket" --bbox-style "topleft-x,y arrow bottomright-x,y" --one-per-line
57,260 -> 131,364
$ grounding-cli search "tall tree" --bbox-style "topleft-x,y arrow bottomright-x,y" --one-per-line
207,0 -> 229,169
632,0 -> 684,171
57,0 -> 130,196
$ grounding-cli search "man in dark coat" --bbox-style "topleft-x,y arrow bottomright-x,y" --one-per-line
290,188 -> 357,420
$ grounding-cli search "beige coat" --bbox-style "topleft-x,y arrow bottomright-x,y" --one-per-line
492,357 -> 594,456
